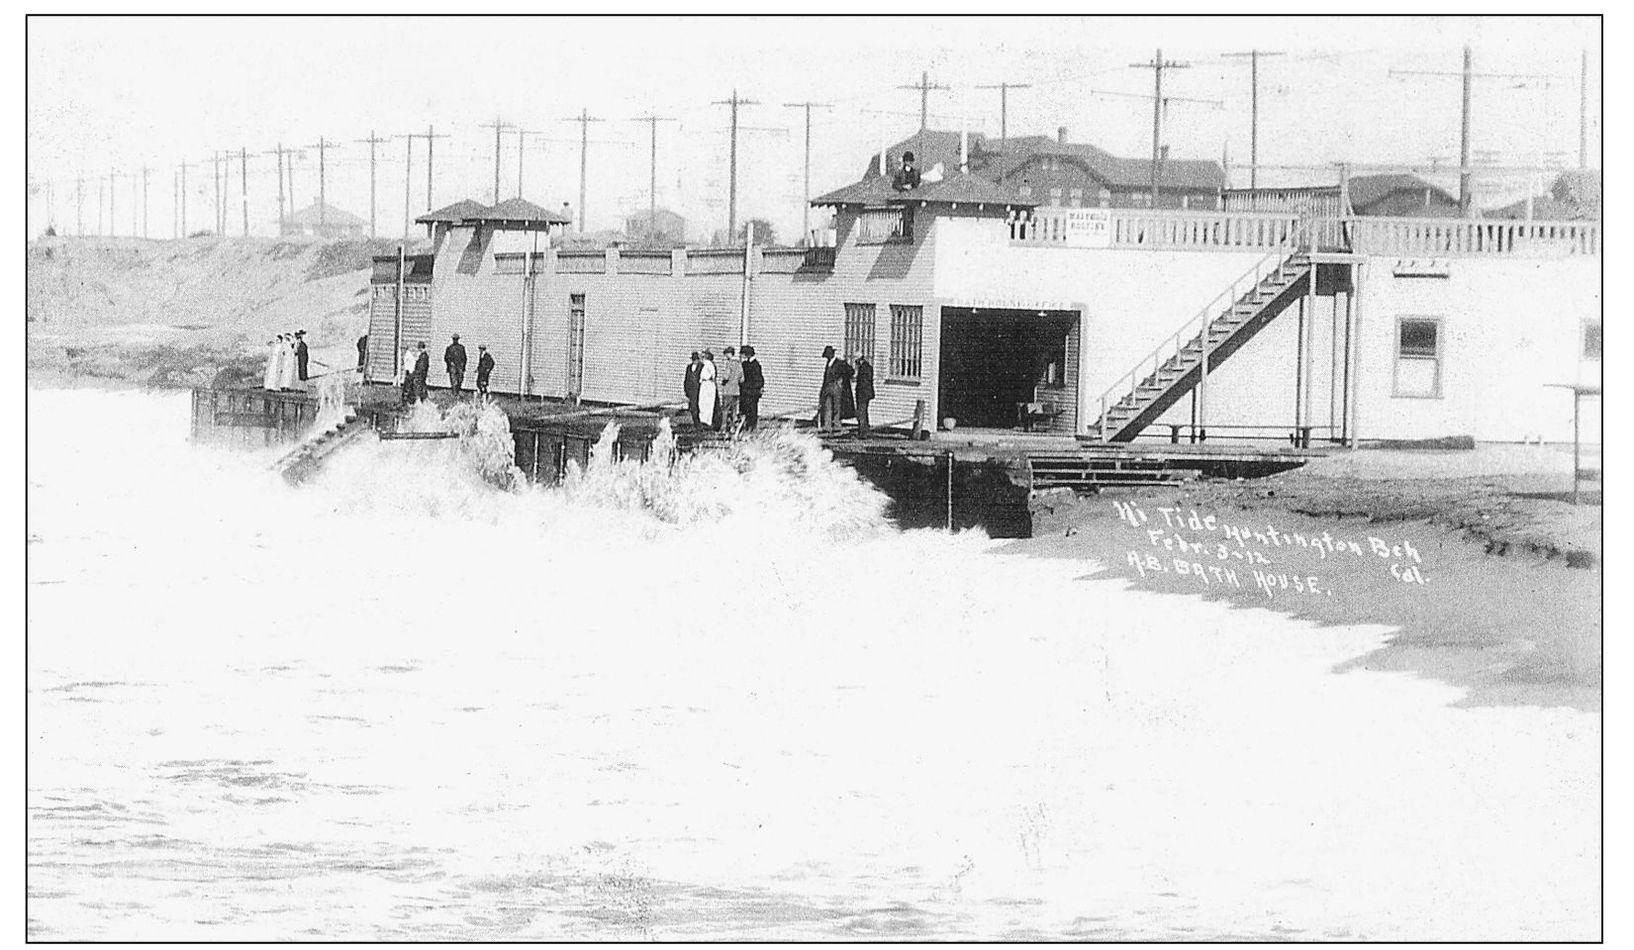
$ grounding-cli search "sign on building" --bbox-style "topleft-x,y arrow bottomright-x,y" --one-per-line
1064,209 -> 1113,248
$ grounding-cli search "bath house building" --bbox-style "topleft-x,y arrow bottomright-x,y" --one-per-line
364,177 -> 1601,446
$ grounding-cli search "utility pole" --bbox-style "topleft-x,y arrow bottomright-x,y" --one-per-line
108,170 -> 116,237
1222,50 -> 1284,190
783,101 -> 831,244
711,90 -> 758,238
898,71 -> 951,132
1390,47 -> 1567,216
562,109 -> 603,232
355,133 -> 385,237
974,82 -> 1031,181
513,128 -> 539,198
397,133 -> 414,237
240,148 -> 249,237
307,137 -> 336,226
482,116 -> 513,206
212,150 -> 222,234
1131,49 -> 1191,204
425,125 -> 448,212
631,115 -> 676,236
172,171 -> 178,239
1580,48 -> 1589,170
266,143 -> 291,235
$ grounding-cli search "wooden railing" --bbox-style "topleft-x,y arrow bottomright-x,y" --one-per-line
1010,207 -> 1600,256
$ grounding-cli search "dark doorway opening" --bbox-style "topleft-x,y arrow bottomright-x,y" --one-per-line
937,308 -> 1077,429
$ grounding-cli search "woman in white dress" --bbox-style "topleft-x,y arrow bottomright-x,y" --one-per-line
272,334 -> 291,391
697,349 -> 718,429
280,335 -> 300,391
262,337 -> 281,391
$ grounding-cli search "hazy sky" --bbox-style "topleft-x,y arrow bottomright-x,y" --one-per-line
26,15 -> 1601,240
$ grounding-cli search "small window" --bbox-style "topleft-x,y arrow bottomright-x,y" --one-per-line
1069,187 -> 1083,200
1394,316 -> 1444,398
888,305 -> 923,380
844,303 -> 876,362
1048,187 -> 1064,204
1017,185 -> 1033,198
1583,320 -> 1602,360
1098,187 -> 1112,207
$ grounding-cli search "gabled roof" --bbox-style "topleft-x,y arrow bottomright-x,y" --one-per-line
288,201 -> 365,228
814,171 -> 1033,208
479,197 -> 573,225
1347,173 -> 1458,210
416,199 -> 490,224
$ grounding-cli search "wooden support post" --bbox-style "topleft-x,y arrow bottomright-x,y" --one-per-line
1347,262 -> 1364,448
1294,295 -> 1305,437
945,451 -> 954,532
1304,260 -> 1317,434
532,431 -> 541,483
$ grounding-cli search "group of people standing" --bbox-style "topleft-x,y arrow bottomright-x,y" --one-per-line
398,333 -> 496,405
818,346 -> 876,437
684,346 -> 765,432
262,330 -> 311,392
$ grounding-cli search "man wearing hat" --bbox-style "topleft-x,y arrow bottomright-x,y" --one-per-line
717,345 -> 743,432
444,334 -> 468,398
293,330 -> 310,386
475,344 -> 495,397
739,345 -> 764,432
818,345 -> 852,433
891,151 -> 921,192
413,342 -> 430,402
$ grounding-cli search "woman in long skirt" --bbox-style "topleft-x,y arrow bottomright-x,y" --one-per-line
280,335 -> 300,391
262,337 -> 281,391
697,349 -> 718,429
272,335 -> 292,391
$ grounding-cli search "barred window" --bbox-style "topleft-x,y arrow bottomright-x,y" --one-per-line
1393,316 -> 1443,398
843,303 -> 876,362
888,305 -> 923,379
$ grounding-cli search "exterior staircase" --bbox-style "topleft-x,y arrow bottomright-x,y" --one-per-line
1091,251 -> 1312,442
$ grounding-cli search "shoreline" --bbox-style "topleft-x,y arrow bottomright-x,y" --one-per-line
1005,460 -> 1602,712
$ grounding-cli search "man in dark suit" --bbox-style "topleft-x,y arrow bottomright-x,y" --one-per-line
853,352 -> 875,439
413,342 -> 430,402
683,351 -> 703,425
891,151 -> 921,192
739,345 -> 765,432
475,344 -> 495,396
293,330 -> 310,384
444,334 -> 468,397
818,346 -> 855,433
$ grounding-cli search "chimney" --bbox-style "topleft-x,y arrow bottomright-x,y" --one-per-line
1058,126 -> 1069,144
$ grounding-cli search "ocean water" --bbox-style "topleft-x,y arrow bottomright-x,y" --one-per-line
25,388 -> 1600,940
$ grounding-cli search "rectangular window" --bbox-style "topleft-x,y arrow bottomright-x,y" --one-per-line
567,294 -> 587,399
1017,185 -> 1033,198
1069,187 -> 1083,200
888,305 -> 923,380
844,303 -> 876,362
1393,316 -> 1443,397
1097,187 -> 1112,207
1048,187 -> 1064,204
1583,319 -> 1602,360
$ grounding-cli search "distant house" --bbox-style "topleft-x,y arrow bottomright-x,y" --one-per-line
1347,174 -> 1461,218
1490,170 -> 1602,220
281,201 -> 367,238
623,208 -> 686,245
861,128 -> 1226,211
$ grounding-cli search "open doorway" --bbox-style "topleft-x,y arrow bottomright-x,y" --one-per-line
937,307 -> 1078,429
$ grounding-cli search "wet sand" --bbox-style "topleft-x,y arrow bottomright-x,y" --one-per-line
1009,450 -> 1602,712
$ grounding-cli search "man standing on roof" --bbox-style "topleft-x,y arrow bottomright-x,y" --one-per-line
444,334 -> 468,398
891,151 -> 921,192
740,345 -> 764,432
293,330 -> 310,387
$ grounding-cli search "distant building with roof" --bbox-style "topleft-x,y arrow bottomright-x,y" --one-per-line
863,128 -> 1227,211
1491,170 -> 1602,221
281,201 -> 366,238
1345,174 -> 1461,218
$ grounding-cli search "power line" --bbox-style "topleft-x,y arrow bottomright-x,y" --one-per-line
711,90 -> 758,237
1222,50 -> 1285,190
783,101 -> 831,243
1130,48 -> 1192,203
974,81 -> 1031,180
897,70 -> 951,132
631,115 -> 677,236
354,133 -> 387,237
562,109 -> 604,232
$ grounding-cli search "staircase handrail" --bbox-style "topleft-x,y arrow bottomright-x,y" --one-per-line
1093,250 -> 1296,435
